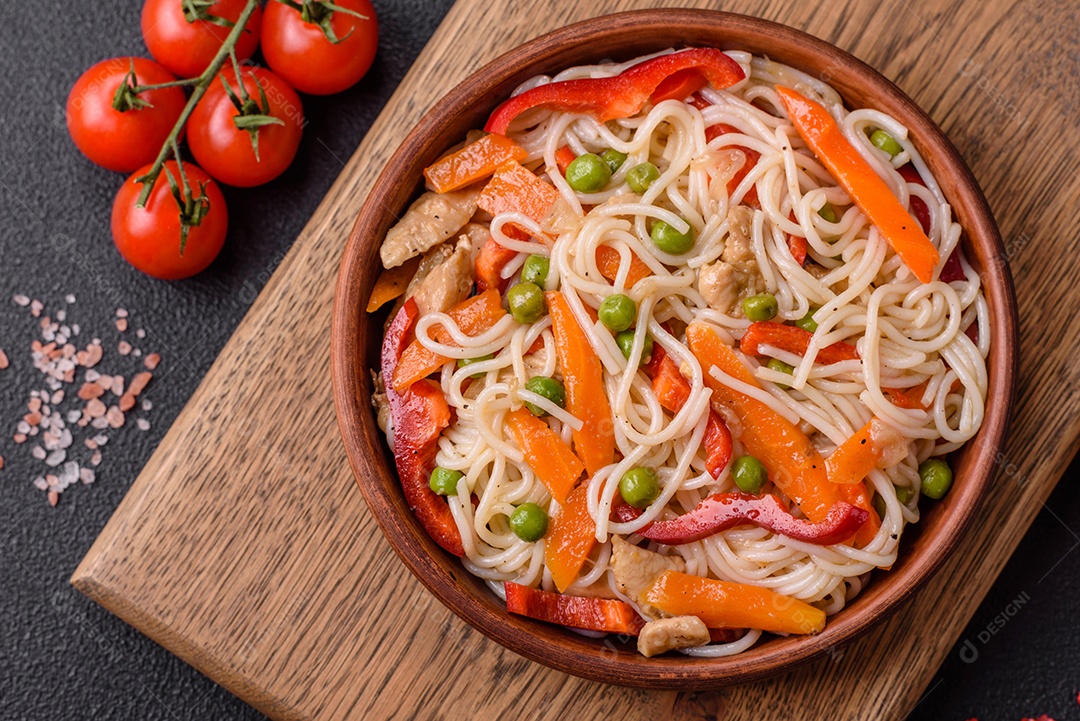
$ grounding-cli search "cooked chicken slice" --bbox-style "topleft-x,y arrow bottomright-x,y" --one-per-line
370,370 -> 390,433
697,205 -> 765,316
380,185 -> 482,268
405,234 -> 475,316
637,616 -> 711,657
610,535 -> 686,620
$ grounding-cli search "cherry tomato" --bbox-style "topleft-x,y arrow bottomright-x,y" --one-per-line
141,0 -> 263,79
261,0 -> 378,95
112,161 -> 228,280
187,67 -> 304,187
67,57 -> 186,173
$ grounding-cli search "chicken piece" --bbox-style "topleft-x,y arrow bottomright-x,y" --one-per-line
370,370 -> 390,433
637,616 -> 711,657
380,185 -> 482,268
610,535 -> 686,620
871,418 -> 909,467
405,234 -> 475,316
697,205 -> 765,316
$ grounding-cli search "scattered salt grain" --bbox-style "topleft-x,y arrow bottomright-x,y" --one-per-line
12,294 -> 30,307
144,353 -> 161,370
141,399 -> 152,411
106,406 -> 124,428
31,446 -> 46,460
135,329 -> 145,339
90,417 -> 109,430
79,468 -> 95,485
136,418 -> 150,432
115,318 -> 128,332
64,294 -> 75,304
47,490 -> 58,506
115,308 -> 128,318
33,477 -> 48,491
0,349 -> 8,369
44,449 -> 66,467
118,341 -> 131,356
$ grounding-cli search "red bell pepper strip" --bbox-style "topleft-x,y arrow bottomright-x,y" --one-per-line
485,48 -> 745,135
504,582 -> 645,635
381,299 -> 464,557
636,492 -> 867,546
647,345 -> 732,480
776,86 -> 940,283
897,164 -> 932,235
785,211 -> 808,266
651,68 -> 708,104
740,321 -> 859,365
554,145 -> 576,175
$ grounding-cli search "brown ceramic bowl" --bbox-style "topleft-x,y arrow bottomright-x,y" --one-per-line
332,9 -> 1017,688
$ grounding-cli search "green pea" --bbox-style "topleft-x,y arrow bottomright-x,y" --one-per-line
619,467 -> 660,509
601,149 -> 628,173
818,203 -> 838,223
457,353 -> 494,379
794,308 -> 819,333
870,129 -> 903,158
626,162 -> 660,193
510,502 -> 549,542
565,152 -> 612,193
429,467 -> 463,495
766,358 -> 794,389
742,293 -> 778,322
650,220 -> 695,255
521,254 -> 550,288
919,458 -> 953,500
895,486 -> 915,505
598,293 -> 637,332
616,330 -> 653,365
732,455 -> 767,494
506,282 -> 546,324
872,492 -> 887,520
523,376 -> 566,417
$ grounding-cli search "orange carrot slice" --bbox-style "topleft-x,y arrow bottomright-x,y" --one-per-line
827,418 -> 908,484
645,571 -> 826,634
545,483 -> 596,593
546,291 -> 615,476
687,323 -> 848,523
740,322 -> 859,365
474,234 -> 519,293
366,256 -> 420,313
424,133 -> 527,194
554,145 -> 576,175
595,245 -> 652,288
775,86 -> 939,283
392,290 -> 505,392
478,160 -> 561,224
506,407 -> 584,504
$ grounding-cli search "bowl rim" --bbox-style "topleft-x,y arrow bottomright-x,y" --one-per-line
331,8 -> 1018,688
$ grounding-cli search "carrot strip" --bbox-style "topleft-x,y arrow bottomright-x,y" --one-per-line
827,418 -> 909,484
392,290 -> 505,392
883,381 -> 931,410
687,322 -> 845,524
544,484 -> 596,592
645,571 -> 826,635
595,245 -> 652,288
506,407 -> 584,505
740,322 -> 859,365
546,291 -> 615,476
504,582 -> 644,635
554,145 -> 576,175
775,86 -> 940,283
366,256 -> 420,313
474,234 -> 519,292
478,160 -> 561,224
423,133 -> 527,194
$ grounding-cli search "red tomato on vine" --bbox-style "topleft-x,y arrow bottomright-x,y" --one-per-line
112,161 -> 228,280
141,0 -> 263,79
66,57 -> 187,173
261,0 -> 378,95
187,66 -> 304,187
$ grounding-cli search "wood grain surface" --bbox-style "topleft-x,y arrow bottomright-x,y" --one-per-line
72,1 -> 1067,719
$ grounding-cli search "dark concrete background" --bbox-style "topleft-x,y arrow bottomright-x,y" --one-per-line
0,2 -> 1075,720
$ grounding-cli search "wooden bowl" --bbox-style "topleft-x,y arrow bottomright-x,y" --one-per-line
332,9 -> 1018,688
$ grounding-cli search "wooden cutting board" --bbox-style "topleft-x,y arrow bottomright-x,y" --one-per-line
72,1 -> 1072,718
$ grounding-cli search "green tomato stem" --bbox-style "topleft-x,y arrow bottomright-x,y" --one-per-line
133,0 -> 262,210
